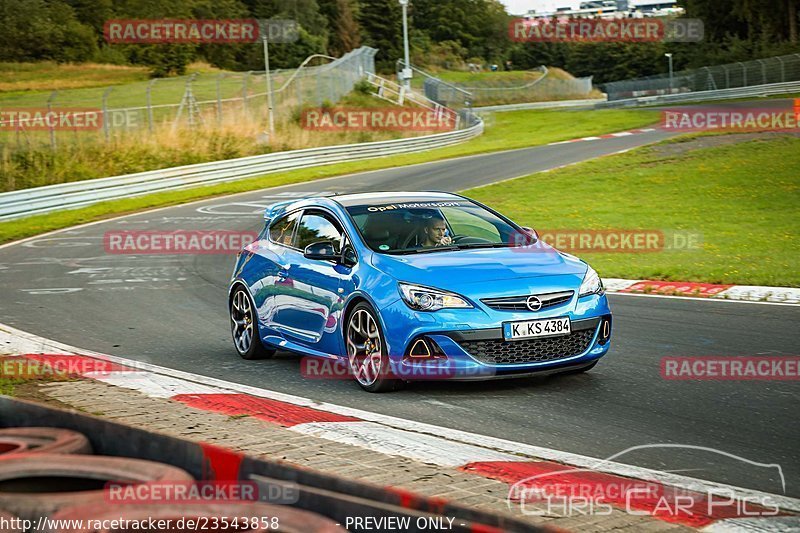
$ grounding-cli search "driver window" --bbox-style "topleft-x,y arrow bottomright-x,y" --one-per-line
296,212 -> 344,253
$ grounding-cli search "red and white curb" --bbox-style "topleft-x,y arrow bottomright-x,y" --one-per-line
2,323 -> 798,531
548,128 -> 658,145
604,278 -> 800,305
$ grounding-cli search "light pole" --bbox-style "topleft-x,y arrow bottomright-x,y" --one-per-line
665,53 -> 674,94
399,0 -> 412,92
262,28 -> 275,137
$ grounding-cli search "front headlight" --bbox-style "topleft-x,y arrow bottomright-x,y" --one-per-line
579,266 -> 604,297
398,283 -> 473,312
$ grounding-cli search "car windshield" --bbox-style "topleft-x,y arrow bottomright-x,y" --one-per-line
345,199 -> 533,254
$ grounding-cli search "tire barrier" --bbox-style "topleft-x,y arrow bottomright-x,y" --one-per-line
0,454 -> 194,522
0,510 -> 23,533
0,440 -> 28,456
0,397 -> 545,532
50,503 -> 346,533
0,428 -> 91,455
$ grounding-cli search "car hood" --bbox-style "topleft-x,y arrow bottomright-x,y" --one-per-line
370,241 -> 588,293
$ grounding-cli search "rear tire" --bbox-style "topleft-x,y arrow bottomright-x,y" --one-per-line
230,286 -> 275,360
345,303 -> 403,393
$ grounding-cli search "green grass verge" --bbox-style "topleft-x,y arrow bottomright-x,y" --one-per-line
0,62 -> 237,108
464,135 -> 800,287
0,107 -> 657,245
0,377 -> 17,396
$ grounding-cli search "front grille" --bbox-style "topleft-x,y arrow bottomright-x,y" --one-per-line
456,328 -> 595,365
481,291 -> 574,312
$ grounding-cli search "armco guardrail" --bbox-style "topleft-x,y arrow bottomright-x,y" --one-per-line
474,98 -> 606,113
596,81 -> 800,108
0,119 -> 483,221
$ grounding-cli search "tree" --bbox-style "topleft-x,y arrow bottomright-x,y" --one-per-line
319,0 -> 361,56
0,0 -> 98,62
357,0 -> 403,71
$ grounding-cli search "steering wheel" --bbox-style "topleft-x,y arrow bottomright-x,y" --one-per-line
400,229 -> 422,249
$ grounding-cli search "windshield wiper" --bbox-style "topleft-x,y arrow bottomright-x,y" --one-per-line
455,242 -> 515,249
390,245 -> 461,255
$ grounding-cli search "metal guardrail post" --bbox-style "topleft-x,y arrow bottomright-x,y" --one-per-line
243,71 -> 252,115
146,80 -> 156,133
47,91 -> 58,150
102,88 -> 114,141
316,70 -> 322,106
216,74 -> 225,125
758,59 -> 767,85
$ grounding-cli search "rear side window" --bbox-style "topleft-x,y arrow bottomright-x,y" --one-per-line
296,212 -> 345,253
269,211 -> 300,247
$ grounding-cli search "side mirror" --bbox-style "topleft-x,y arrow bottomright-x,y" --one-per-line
521,226 -> 539,240
304,242 -> 339,261
342,245 -> 357,267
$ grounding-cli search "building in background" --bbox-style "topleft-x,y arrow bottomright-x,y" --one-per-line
524,0 -> 681,19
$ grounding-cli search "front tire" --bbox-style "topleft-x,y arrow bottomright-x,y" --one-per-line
230,286 -> 275,360
345,303 -> 403,393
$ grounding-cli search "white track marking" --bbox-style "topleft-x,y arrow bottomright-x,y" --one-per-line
602,278 -> 646,292
702,517 -> 800,532
716,286 -> 800,304
608,291 -> 800,307
85,371 -> 230,398
292,421 -> 522,467
2,323 -> 798,514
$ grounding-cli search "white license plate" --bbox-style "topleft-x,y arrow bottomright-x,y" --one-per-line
503,317 -> 571,341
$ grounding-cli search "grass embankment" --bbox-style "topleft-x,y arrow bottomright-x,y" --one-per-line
1,89 -> 418,192
0,107 -> 658,244
0,62 -> 151,93
465,135 -> 800,287
409,67 -> 605,104
1,61 -> 419,191
0,61 -> 229,104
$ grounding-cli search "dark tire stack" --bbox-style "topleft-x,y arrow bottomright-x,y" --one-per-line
0,426 -> 344,532
0,428 -> 91,456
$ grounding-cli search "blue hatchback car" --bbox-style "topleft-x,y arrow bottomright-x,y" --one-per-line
229,192 -> 611,392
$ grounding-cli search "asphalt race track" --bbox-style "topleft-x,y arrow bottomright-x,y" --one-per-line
1,126 -> 798,498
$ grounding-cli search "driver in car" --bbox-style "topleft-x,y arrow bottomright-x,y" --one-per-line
421,216 -> 453,247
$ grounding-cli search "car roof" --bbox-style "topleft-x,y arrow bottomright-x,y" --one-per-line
329,191 -> 463,207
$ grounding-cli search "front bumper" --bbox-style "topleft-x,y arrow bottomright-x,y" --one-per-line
380,292 -> 612,381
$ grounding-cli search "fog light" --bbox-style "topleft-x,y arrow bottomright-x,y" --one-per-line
599,317 -> 611,345
409,338 -> 432,357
